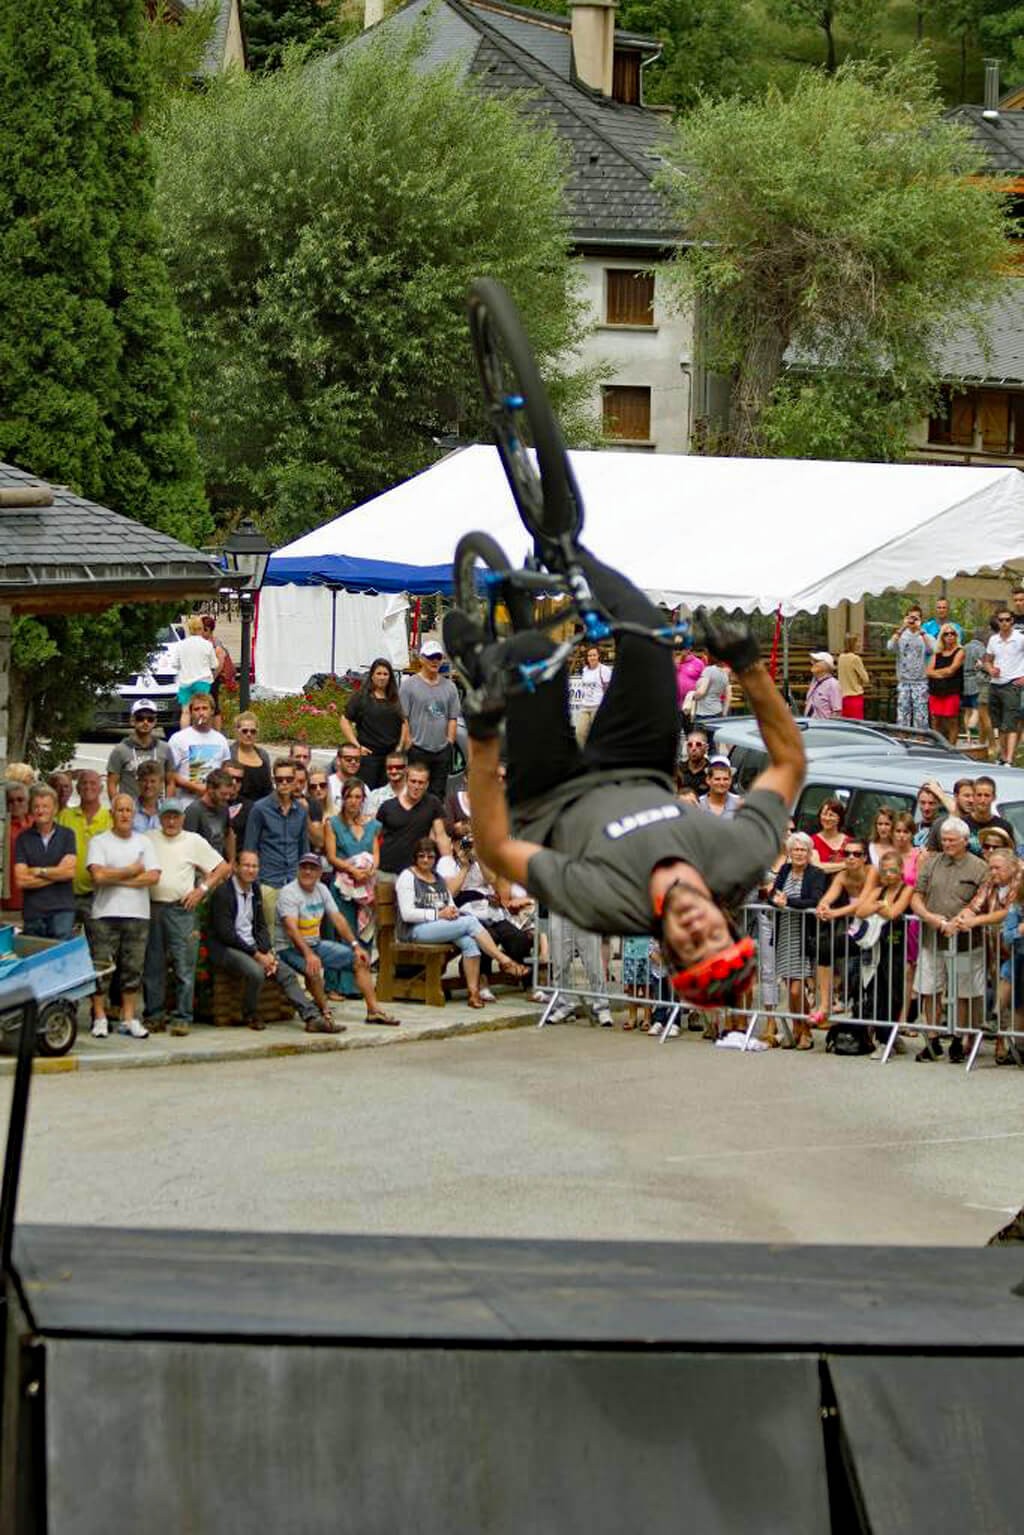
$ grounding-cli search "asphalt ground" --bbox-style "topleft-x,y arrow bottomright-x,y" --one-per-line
7,1021 -> 1022,1245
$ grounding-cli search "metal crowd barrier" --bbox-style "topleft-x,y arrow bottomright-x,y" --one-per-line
533,902 -> 1024,1072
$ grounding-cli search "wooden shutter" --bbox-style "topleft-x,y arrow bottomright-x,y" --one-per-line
978,390 -> 1010,452
612,50 -> 641,104
950,391 -> 976,447
606,269 -> 654,326
602,385 -> 651,441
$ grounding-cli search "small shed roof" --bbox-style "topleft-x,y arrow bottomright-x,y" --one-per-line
0,462 -> 221,614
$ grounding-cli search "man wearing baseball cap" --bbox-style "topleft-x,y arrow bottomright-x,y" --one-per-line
274,853 -> 401,1029
398,639 -> 460,800
142,798 -> 231,1035
106,699 -> 174,804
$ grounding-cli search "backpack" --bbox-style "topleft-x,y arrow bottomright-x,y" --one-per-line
825,1023 -> 873,1057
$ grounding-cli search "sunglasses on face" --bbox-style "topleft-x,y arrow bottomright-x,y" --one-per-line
310,781 -> 328,790
274,776 -> 295,785
135,714 -> 156,722
238,727 -> 256,734
845,848 -> 866,857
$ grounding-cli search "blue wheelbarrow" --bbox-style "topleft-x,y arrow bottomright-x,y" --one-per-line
0,925 -> 100,1057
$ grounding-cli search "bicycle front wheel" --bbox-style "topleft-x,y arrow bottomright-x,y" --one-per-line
453,531 -> 534,641
468,278 -> 583,546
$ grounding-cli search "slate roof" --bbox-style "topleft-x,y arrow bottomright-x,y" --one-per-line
347,0 -> 681,246
931,282 -> 1024,384
0,462 -> 222,611
946,104 -> 1024,175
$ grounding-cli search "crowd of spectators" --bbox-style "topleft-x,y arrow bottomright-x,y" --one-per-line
0,639 -> 547,1042
6,598 -> 1024,1065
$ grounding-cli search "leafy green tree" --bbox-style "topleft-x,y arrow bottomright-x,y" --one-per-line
619,0 -> 751,111
766,0 -> 882,72
0,0 -> 208,764
243,0 -> 346,71
155,36 -> 594,543
141,0 -> 219,105
660,54 -> 1010,458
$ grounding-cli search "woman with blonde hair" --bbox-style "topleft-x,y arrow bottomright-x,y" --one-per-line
838,634 -> 870,719
229,711 -> 272,805
172,614 -> 219,728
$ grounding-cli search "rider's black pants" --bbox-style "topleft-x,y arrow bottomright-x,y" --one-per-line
504,549 -> 678,807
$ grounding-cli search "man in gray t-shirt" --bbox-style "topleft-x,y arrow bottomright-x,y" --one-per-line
399,640 -> 461,800
444,549 -> 806,1008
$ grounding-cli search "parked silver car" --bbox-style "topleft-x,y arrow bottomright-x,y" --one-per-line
711,716 -> 1024,843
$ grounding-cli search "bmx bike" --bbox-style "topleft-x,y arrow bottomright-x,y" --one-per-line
454,278 -> 690,697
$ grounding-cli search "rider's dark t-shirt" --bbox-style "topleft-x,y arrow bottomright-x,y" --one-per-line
525,784 -> 789,935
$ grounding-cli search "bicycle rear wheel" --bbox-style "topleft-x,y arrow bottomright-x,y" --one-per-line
468,278 -> 583,546
453,531 -> 534,641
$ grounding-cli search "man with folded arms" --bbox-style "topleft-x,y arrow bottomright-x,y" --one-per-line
144,798 -> 230,1036
14,784 -> 78,940
86,793 -> 161,1039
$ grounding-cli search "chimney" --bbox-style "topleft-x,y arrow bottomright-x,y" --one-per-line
364,0 -> 384,27
983,57 -> 1000,121
570,0 -> 617,96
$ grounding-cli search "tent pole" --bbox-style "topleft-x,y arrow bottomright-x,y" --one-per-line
331,587 -> 337,677
783,618 -> 790,702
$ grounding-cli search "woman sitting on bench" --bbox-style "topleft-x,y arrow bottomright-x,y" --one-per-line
395,839 -> 528,1009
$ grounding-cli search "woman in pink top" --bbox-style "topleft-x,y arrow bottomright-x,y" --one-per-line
805,652 -> 842,719
674,641 -> 705,719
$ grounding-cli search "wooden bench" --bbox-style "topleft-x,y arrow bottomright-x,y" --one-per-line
375,882 -> 458,1007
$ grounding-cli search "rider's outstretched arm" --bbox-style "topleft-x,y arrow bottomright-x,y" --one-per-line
467,736 -> 543,888
739,661 -> 806,805
695,609 -> 805,807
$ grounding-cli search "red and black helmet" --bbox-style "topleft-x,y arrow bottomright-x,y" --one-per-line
667,934 -> 757,1007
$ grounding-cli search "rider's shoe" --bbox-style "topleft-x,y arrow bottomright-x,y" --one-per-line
443,611 -> 508,740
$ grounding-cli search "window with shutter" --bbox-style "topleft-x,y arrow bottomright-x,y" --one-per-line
602,385 -> 652,441
612,50 -> 641,103
605,269 -> 654,326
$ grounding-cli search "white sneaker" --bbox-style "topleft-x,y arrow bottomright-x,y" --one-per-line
479,988 -> 496,1003
90,1017 -> 109,1039
654,1021 -> 680,1039
546,1002 -> 574,1024
124,1019 -> 149,1039
595,1007 -> 614,1028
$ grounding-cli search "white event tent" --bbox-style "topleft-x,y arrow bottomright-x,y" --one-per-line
256,446 -> 1024,689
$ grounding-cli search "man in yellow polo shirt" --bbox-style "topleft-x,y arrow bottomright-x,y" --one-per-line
58,768 -> 113,1034
58,769 -> 112,923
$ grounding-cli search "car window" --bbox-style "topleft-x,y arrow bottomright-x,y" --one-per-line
794,782 -> 850,835
997,801 -> 1024,846
729,745 -> 766,792
847,790 -> 916,841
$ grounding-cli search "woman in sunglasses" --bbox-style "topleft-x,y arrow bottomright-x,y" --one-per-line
230,711 -> 272,806
925,624 -> 965,746
813,839 -> 872,1026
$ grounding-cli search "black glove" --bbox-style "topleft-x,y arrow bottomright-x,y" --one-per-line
694,607 -> 760,674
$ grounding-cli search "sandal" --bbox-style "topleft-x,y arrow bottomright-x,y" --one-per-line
363,1011 -> 401,1027
498,957 -> 529,979
796,1035 -> 815,1051
467,993 -> 486,1009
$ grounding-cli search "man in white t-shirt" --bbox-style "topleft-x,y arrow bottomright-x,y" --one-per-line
86,794 -> 162,1039
698,758 -> 744,820
167,692 -> 230,799
143,798 -> 230,1035
981,608 -> 1024,765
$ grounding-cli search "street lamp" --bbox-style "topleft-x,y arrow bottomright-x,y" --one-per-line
221,519 -> 273,713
